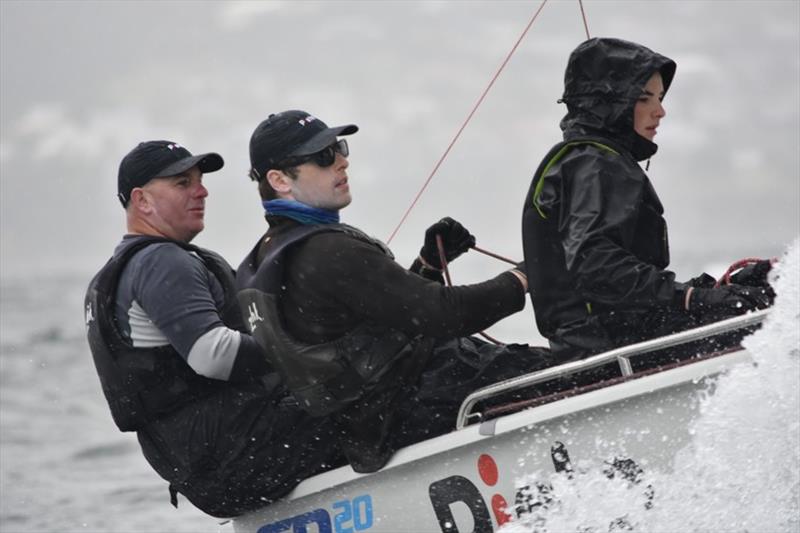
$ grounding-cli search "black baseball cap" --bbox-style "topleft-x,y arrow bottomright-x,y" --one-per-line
117,140 -> 224,207
249,110 -> 358,180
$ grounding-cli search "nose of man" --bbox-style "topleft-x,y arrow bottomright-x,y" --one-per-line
194,181 -> 209,198
336,152 -> 349,170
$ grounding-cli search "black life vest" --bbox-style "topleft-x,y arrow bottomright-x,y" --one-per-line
236,224 -> 421,417
84,237 -> 239,432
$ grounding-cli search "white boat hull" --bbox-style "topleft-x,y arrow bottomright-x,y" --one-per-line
233,348 -> 753,533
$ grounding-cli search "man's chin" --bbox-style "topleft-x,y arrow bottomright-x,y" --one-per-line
185,225 -> 204,242
320,198 -> 351,211
337,195 -> 353,210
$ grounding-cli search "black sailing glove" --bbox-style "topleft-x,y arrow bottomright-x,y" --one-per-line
419,217 -> 476,269
684,284 -> 773,318
686,273 -> 716,289
409,257 -> 446,283
730,260 -> 773,287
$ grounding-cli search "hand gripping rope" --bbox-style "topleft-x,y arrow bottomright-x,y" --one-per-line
714,257 -> 779,288
436,235 -> 518,346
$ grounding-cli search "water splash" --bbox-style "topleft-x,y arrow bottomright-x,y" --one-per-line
502,238 -> 800,533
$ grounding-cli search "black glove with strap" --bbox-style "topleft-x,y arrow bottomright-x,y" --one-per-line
419,217 -> 476,269
729,259 -> 773,287
686,272 -> 716,289
682,284 -> 773,318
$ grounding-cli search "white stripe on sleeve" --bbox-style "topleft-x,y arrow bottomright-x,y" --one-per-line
186,326 -> 241,381
128,300 -> 169,347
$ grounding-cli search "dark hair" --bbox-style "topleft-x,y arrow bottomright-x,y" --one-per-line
258,166 -> 299,201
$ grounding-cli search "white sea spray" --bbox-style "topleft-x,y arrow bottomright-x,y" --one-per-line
501,238 -> 800,533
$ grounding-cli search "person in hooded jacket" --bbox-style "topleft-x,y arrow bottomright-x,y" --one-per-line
521,37 -> 774,360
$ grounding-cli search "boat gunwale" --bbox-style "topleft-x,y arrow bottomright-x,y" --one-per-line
480,343 -> 745,421
456,309 -> 770,428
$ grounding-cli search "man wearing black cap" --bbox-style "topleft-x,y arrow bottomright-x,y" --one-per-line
237,111 -> 552,473
85,140 -> 345,518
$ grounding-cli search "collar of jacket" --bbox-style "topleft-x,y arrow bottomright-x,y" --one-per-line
562,124 -> 657,162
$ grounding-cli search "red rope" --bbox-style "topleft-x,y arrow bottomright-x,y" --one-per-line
435,235 -> 505,345
435,235 -> 453,287
714,257 -> 778,288
386,0 -> 549,245
477,328 -> 505,346
578,0 -> 591,39
471,245 -> 517,266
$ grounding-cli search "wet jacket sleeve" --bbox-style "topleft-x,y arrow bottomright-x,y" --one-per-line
551,151 -> 678,307
292,232 -> 525,338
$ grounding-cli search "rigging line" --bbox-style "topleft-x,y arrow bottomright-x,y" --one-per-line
714,257 -> 778,288
386,0 -> 549,245
435,235 -> 453,287
578,0 -> 591,39
436,235 -> 504,345
471,245 -> 518,266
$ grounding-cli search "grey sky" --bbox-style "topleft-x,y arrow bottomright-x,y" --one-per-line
1,0 -> 798,341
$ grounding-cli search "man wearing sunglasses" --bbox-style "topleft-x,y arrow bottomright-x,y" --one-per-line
237,110 -> 553,474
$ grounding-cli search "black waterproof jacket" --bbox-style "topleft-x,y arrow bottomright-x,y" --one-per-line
522,38 -> 681,356
236,216 -> 529,472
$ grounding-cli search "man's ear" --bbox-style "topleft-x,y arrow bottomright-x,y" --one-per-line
266,169 -> 293,196
129,188 -> 152,214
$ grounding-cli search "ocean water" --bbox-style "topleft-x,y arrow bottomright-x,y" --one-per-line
0,277 -> 229,532
1,240 -> 798,533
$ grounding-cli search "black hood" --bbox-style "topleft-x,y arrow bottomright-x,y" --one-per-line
559,37 -> 676,161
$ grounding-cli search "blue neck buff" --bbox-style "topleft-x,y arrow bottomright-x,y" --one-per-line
263,199 -> 340,225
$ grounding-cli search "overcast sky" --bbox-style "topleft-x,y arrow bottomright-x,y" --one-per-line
1,0 -> 798,339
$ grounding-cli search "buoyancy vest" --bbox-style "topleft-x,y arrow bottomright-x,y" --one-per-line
236,224 -> 426,417
84,237 -> 240,432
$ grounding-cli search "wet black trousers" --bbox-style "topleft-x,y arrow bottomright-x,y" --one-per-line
137,382 -> 347,518
334,337 -> 558,474
137,341 -> 559,517
550,305 -> 755,370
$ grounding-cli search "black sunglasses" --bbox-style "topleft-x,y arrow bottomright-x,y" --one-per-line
280,139 -> 350,169
249,140 -> 350,182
